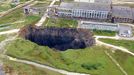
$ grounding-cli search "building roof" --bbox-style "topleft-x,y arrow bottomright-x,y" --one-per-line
81,21 -> 118,27
95,0 -> 112,4
112,6 -> 133,19
74,0 -> 112,4
131,8 -> 134,19
74,0 -> 90,3
59,2 -> 111,11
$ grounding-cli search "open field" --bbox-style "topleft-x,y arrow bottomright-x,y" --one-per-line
44,18 -> 78,28
20,0 -> 30,2
0,35 -> 7,42
6,38 -> 123,75
3,60 -> 63,75
0,0 -> 12,12
107,50 -> 134,75
99,38 -> 134,52
0,34 -> 17,42
92,30 -> 116,36
0,8 -> 40,31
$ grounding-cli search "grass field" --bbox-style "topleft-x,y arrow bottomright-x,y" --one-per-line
99,38 -> 134,52
0,8 -> 40,31
44,18 -> 78,28
92,30 -> 116,36
3,60 -> 63,75
107,50 -> 134,75
6,38 -> 124,75
20,0 -> 30,2
0,0 -> 12,12
0,34 -> 17,42
0,35 -> 7,42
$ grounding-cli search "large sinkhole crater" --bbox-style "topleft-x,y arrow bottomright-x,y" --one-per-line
19,25 -> 95,51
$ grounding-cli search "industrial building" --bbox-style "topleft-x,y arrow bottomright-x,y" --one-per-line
55,2 -> 112,20
78,21 -> 133,37
52,0 -> 134,23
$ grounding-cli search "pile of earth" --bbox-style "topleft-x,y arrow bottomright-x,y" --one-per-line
19,25 -> 95,51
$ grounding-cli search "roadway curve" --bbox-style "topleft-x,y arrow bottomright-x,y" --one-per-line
7,56 -> 89,75
35,0 -> 57,26
95,35 -> 134,56
0,0 -> 34,17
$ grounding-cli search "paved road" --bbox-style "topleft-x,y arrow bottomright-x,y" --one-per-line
35,0 -> 57,26
95,35 -> 134,41
0,29 -> 19,35
7,56 -> 89,75
95,36 -> 134,56
105,51 -> 128,75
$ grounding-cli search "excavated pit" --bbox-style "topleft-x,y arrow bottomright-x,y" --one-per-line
19,25 -> 95,51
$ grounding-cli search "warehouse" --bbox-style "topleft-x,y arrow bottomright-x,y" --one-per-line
55,2 -> 111,20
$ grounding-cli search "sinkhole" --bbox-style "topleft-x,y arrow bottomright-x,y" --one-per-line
19,25 -> 95,51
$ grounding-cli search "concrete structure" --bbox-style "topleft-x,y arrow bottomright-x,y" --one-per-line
55,2 -> 111,20
23,6 -> 31,15
79,21 -> 118,31
112,6 -> 133,23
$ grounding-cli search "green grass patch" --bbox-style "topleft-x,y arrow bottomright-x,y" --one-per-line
6,38 -> 123,75
0,9 -> 25,24
54,1 -> 61,5
107,50 -> 134,75
92,29 -> 116,36
45,18 -> 78,28
3,60 -> 63,75
0,8 -> 40,31
0,2 -> 12,12
99,38 -> 134,52
20,0 -> 30,2
0,35 -> 7,42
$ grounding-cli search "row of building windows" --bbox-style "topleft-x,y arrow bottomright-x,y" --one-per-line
57,10 -> 108,19
80,24 -> 118,31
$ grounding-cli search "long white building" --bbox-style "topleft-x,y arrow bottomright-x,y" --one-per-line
79,21 -> 119,31
55,2 -> 112,20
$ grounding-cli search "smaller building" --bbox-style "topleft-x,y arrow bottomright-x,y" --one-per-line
79,21 -> 133,37
118,25 -> 133,37
79,21 -> 119,31
23,6 -> 31,15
